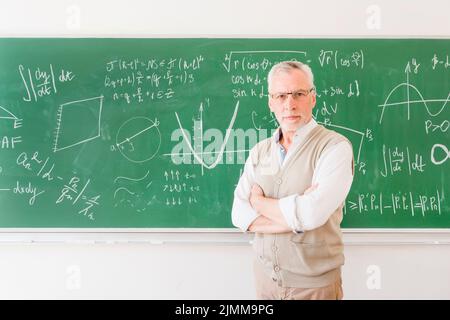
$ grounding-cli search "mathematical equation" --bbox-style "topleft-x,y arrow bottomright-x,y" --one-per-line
104,56 -> 204,105
345,189 -> 443,217
19,64 -> 75,103
380,144 -> 426,177
6,150 -> 101,221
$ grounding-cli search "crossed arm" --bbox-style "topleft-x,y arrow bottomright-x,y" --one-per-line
247,184 -> 317,233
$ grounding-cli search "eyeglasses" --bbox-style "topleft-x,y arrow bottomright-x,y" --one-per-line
269,87 -> 315,103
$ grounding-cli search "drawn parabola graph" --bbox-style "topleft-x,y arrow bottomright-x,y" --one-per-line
115,117 -> 161,163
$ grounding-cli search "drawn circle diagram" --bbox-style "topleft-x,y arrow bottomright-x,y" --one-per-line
115,117 -> 161,163
431,144 -> 449,165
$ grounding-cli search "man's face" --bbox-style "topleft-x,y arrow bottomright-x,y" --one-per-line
268,69 -> 316,133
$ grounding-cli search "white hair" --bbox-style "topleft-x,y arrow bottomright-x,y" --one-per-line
267,61 -> 315,91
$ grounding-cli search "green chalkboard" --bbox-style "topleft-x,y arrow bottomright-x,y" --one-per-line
0,38 -> 448,229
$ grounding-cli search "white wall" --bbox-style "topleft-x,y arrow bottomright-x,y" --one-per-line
0,242 -> 449,299
1,0 -> 450,36
0,0 -> 449,299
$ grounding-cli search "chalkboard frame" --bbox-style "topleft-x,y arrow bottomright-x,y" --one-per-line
0,228 -> 450,244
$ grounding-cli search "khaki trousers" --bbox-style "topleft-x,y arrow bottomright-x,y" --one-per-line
254,260 -> 344,300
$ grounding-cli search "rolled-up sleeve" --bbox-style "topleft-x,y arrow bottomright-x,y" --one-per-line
231,155 -> 259,232
278,141 -> 354,232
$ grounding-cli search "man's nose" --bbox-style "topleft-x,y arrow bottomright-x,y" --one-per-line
283,95 -> 296,110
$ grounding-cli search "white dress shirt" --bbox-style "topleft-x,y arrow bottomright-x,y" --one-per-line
231,119 -> 354,232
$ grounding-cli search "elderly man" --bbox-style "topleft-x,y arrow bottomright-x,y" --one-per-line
231,61 -> 354,300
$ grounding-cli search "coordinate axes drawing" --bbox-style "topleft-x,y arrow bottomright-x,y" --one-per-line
165,101 -> 240,176
378,64 -> 449,124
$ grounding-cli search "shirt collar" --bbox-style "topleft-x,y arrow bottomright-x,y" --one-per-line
273,118 -> 318,144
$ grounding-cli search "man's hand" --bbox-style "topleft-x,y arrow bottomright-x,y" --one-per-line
250,184 -> 264,212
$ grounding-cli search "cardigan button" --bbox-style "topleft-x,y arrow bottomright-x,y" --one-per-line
276,178 -> 282,185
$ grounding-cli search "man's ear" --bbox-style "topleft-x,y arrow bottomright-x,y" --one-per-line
310,93 -> 317,109
268,98 -> 275,113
